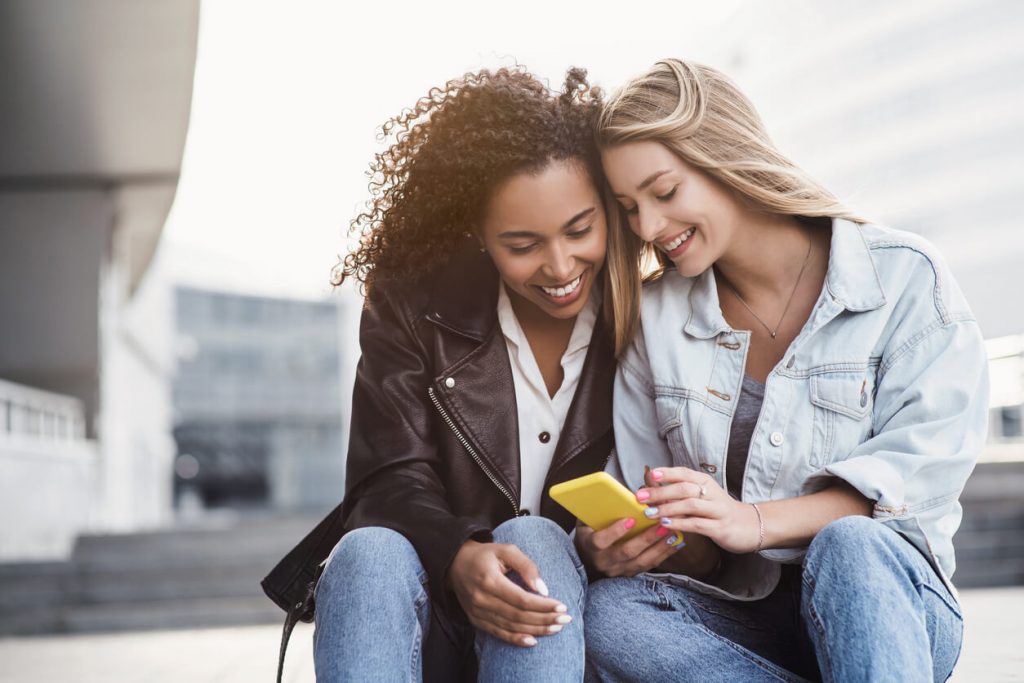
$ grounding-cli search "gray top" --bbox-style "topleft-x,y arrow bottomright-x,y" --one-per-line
726,375 -> 765,499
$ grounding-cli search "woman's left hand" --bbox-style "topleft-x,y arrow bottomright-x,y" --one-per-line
638,467 -> 762,554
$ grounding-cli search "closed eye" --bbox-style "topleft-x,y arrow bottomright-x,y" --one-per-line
568,225 -> 593,238
656,187 -> 678,202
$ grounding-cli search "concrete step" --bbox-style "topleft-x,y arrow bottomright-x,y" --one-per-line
0,513 -> 319,635
1,595 -> 282,637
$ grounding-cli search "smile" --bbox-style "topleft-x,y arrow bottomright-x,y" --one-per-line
539,272 -> 583,299
660,226 -> 696,252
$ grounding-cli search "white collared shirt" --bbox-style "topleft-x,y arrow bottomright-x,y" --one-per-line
496,283 -> 597,515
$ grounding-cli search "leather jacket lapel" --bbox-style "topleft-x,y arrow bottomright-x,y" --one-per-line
550,315 -> 615,473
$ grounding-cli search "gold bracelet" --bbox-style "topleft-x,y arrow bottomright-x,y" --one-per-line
750,502 -> 765,552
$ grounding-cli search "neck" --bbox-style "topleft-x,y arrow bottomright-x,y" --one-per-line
714,213 -> 815,303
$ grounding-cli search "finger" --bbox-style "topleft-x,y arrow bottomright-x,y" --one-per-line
476,620 -> 540,648
608,524 -> 670,565
473,591 -> 570,628
640,481 -> 704,505
622,530 -> 679,574
588,517 -> 637,552
655,498 -> 720,520
650,466 -> 708,486
477,607 -> 571,637
495,544 -> 547,596
488,571 -> 564,613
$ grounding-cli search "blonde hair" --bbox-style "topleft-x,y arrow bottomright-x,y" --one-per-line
599,59 -> 864,355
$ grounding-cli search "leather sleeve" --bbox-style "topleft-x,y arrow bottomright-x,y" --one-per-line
341,287 -> 492,613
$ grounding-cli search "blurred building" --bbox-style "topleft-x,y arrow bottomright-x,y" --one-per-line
172,286 -> 347,512
0,1 -> 199,561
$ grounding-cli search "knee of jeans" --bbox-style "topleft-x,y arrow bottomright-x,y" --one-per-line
492,515 -> 568,549
318,526 -> 422,595
806,515 -> 892,572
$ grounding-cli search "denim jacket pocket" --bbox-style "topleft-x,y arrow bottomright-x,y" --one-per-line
809,371 -> 874,468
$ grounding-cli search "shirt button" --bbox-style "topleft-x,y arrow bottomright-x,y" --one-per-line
444,377 -> 455,389
699,463 -> 718,474
538,431 -> 551,444
770,431 -> 784,447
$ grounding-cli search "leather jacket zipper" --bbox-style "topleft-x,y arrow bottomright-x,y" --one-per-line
428,386 -> 520,517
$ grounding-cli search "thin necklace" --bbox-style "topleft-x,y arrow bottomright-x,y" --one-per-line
719,235 -> 813,340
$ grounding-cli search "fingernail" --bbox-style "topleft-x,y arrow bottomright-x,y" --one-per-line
523,636 -> 538,647
651,469 -> 664,481
660,517 -> 672,526
675,541 -> 687,551
636,489 -> 650,502
554,603 -> 567,613
534,578 -> 549,597
623,518 -> 636,530
644,506 -> 659,519
548,623 -> 564,634
555,614 -> 572,624
656,526 -> 669,538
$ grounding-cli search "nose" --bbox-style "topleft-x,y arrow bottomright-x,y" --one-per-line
635,205 -> 667,243
544,240 -> 576,282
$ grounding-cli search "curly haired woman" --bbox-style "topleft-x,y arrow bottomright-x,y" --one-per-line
262,66 -> 677,683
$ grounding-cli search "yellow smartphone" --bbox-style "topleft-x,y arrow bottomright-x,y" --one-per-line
550,471 -> 682,545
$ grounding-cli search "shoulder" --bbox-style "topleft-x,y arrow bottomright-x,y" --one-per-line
852,222 -> 974,325
639,268 -> 696,317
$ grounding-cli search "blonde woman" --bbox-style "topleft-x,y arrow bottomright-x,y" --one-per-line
576,59 -> 988,682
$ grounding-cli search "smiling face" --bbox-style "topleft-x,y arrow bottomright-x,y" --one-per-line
480,160 -> 607,321
601,140 -> 748,277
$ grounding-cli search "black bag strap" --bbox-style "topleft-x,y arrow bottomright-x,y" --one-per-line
275,578 -> 317,683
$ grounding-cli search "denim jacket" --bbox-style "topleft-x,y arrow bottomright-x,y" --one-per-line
609,219 -> 989,601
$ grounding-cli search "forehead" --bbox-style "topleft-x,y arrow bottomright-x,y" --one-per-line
482,160 -> 597,233
601,141 -> 685,192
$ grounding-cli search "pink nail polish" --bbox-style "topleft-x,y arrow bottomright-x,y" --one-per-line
656,526 -> 669,538
624,518 -> 636,530
636,490 -> 650,502
652,469 -> 664,481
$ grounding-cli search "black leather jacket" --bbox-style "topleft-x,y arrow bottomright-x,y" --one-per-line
261,245 -> 615,673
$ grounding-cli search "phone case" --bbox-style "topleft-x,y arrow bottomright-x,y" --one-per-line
548,471 -> 655,540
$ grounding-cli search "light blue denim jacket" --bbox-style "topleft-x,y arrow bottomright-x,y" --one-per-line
609,219 -> 989,601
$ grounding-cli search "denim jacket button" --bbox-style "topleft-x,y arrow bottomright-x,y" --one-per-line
769,431 -> 784,447
699,463 -> 718,474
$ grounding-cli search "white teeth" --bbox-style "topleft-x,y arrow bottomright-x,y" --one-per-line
541,273 -> 583,298
664,227 -> 696,251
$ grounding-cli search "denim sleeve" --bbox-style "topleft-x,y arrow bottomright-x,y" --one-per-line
609,326 -> 676,493
810,318 -> 989,576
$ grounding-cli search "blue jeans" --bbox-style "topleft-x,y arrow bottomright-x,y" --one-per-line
584,516 -> 963,682
313,516 -> 588,682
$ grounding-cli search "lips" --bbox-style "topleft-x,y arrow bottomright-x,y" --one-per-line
660,226 -> 696,252
534,270 -> 588,307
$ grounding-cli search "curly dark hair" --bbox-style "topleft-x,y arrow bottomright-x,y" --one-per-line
333,65 -> 605,292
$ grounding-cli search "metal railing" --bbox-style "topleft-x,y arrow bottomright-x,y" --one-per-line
0,377 -> 86,441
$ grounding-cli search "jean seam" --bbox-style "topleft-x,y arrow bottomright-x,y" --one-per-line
801,572 -> 836,683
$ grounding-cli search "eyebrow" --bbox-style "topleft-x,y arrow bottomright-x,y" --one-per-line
497,207 -> 595,238
614,169 -> 671,197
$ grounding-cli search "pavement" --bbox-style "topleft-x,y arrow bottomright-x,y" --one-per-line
1,587 -> 1022,682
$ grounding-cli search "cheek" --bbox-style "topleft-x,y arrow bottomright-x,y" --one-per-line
491,254 -> 538,290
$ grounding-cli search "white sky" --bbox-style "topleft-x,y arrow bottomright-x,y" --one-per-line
161,0 -> 742,300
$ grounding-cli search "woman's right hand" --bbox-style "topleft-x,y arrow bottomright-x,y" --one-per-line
447,540 -> 571,647
575,518 -> 680,577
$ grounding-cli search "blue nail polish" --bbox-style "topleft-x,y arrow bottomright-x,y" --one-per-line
660,517 -> 671,526
644,506 -> 659,519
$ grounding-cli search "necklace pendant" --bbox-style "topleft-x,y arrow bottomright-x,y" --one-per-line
770,332 -> 777,339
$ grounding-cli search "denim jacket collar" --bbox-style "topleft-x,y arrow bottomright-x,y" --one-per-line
682,219 -> 886,340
